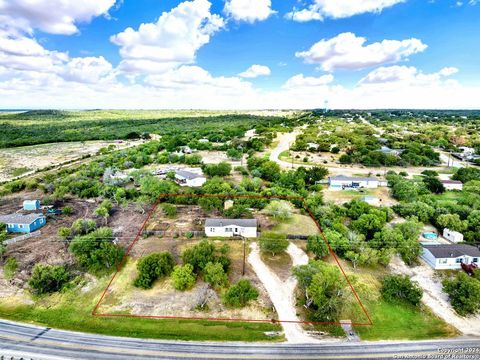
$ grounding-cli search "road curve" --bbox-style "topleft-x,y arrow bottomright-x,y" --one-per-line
1,319 -> 480,360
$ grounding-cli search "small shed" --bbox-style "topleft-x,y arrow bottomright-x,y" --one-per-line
224,200 -> 234,210
443,228 -> 464,243
23,200 -> 41,211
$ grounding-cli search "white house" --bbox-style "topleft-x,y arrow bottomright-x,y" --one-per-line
441,180 -> 463,191
329,175 -> 379,190
443,228 -> 464,243
421,244 -> 480,270
174,169 -> 206,187
205,219 -> 257,238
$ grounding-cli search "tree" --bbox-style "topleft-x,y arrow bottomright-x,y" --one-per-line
134,252 -> 175,289
264,200 -> 293,221
182,240 -> 230,273
306,235 -> 329,259
294,261 -> 347,321
423,176 -> 445,194
392,180 -> 418,202
259,232 -> 289,256
223,279 -> 258,307
140,176 -> 176,201
304,166 -> 328,185
203,162 -> 232,177
351,210 -> 386,240
171,264 -> 196,291
437,213 -> 468,232
29,264 -> 70,294
69,227 -> 124,273
94,205 -> 110,225
381,275 -> 423,306
203,262 -> 228,288
0,223 -> 7,257
452,167 -> 480,183
443,272 -> 480,316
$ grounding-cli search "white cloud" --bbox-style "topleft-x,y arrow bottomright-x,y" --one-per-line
286,0 -> 404,22
282,74 -> 334,89
358,65 -> 459,85
224,0 -> 275,23
296,32 -> 427,71
111,0 -> 224,75
238,64 -> 271,78
0,0 -> 117,35
61,56 -> 114,84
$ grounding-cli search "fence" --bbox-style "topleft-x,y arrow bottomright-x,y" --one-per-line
142,230 -> 205,238
5,230 -> 41,245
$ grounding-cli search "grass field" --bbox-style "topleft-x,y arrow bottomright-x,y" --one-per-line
272,214 -> 320,236
0,274 -> 282,342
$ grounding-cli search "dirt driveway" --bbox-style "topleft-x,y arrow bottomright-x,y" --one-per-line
388,256 -> 480,336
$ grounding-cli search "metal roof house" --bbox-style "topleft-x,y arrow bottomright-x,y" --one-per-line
0,213 -> 46,233
23,200 -> 41,211
205,219 -> 257,238
174,169 -> 206,187
440,180 -> 463,191
421,244 -> 480,270
329,175 -> 379,190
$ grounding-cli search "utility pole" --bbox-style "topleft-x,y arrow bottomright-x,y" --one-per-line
242,235 -> 246,276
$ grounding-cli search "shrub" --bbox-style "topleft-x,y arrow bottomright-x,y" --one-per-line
204,262 -> 228,288
171,264 -> 196,291
381,274 -> 423,306
62,206 -> 73,215
134,252 -> 175,289
29,264 -> 70,294
306,235 -> 329,259
182,240 -> 230,273
4,257 -> 18,279
223,279 -> 258,308
259,232 -> 289,256
161,203 -> 177,218
264,200 -> 293,221
443,272 -> 480,316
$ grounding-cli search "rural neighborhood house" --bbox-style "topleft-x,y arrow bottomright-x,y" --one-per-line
329,175 -> 379,190
0,213 -> 46,233
440,180 -> 463,191
421,244 -> 480,270
205,219 -> 257,238
174,169 -> 207,187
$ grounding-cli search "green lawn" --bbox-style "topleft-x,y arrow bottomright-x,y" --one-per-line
355,300 -> 458,341
0,276 -> 282,342
272,214 -> 320,236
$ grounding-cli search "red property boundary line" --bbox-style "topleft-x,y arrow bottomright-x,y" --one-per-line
92,193 -> 373,327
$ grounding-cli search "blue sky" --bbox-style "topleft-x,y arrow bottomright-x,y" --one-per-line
0,0 -> 479,109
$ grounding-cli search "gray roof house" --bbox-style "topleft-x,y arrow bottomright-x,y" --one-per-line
329,175 -> 380,190
422,244 -> 480,270
174,169 -> 206,187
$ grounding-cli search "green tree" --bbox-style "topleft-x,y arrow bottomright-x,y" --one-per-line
182,240 -> 230,273
203,162 -> 232,177
29,264 -> 70,294
381,275 -> 423,306
264,200 -> 293,221
223,279 -> 259,307
259,232 -> 289,256
69,227 -> 124,273
306,235 -> 329,259
452,167 -> 480,183
171,264 -> 196,291
443,272 -> 480,316
437,213 -> 468,232
134,252 -> 175,289
351,210 -> 386,240
203,262 -> 228,288
0,223 -> 7,257
423,176 -> 445,194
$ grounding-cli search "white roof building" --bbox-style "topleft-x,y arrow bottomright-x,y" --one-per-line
329,175 -> 379,190
205,219 -> 257,238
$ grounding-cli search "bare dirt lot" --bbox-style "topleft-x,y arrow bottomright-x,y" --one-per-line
0,140 -> 143,182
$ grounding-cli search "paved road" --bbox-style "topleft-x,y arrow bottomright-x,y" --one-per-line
1,319 -> 480,359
